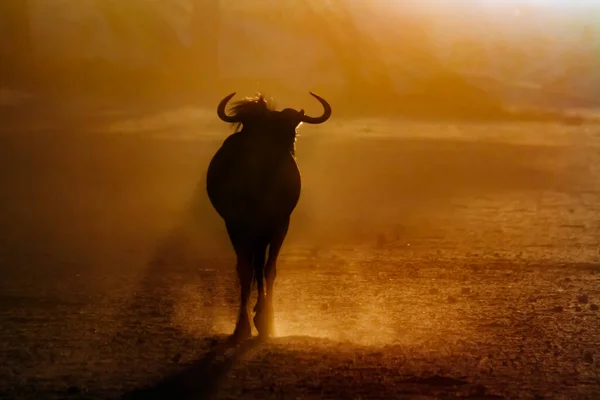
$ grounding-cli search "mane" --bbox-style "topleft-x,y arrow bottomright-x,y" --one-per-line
229,93 -> 277,132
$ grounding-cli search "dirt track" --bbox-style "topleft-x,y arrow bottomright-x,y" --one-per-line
0,111 -> 599,399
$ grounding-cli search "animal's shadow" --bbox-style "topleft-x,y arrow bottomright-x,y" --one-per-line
122,336 -> 262,400
107,172 -> 238,394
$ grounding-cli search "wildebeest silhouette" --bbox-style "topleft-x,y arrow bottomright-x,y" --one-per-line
206,92 -> 331,341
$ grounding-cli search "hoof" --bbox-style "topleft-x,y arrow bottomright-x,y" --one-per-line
253,310 -> 274,338
229,323 -> 252,344
227,331 -> 251,345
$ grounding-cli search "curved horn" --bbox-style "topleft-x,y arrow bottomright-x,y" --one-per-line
217,92 -> 240,123
301,92 -> 332,124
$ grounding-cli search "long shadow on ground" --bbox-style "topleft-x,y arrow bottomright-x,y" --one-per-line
122,337 -> 262,400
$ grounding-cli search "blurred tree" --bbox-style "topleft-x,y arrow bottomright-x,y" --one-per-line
544,26 -> 600,107
529,35 -> 554,62
298,0 -> 399,111
0,0 -> 32,87
491,41 -> 528,82
93,0 -> 186,65
449,38 -> 490,73
70,0 -> 197,96
188,0 -> 221,92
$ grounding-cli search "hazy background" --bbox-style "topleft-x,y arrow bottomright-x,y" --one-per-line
0,0 -> 597,280
0,0 -> 598,283
1,0 -> 599,119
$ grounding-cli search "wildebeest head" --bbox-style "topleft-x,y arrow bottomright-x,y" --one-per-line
217,92 -> 332,134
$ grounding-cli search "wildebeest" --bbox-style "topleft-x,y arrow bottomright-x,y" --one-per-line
206,92 -> 331,341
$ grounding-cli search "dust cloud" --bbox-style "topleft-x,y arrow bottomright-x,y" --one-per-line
1,111 -> 597,342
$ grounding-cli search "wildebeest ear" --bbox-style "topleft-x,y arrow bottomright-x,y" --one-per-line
299,109 -> 305,117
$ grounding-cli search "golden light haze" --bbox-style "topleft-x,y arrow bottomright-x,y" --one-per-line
2,0 -> 597,122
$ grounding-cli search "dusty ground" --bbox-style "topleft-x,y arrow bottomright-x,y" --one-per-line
0,105 -> 599,399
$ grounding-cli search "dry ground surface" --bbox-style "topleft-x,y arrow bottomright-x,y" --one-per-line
0,103 -> 599,399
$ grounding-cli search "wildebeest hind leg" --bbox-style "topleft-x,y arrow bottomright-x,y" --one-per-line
262,220 -> 290,338
227,225 -> 253,343
231,253 -> 253,343
252,240 -> 269,335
